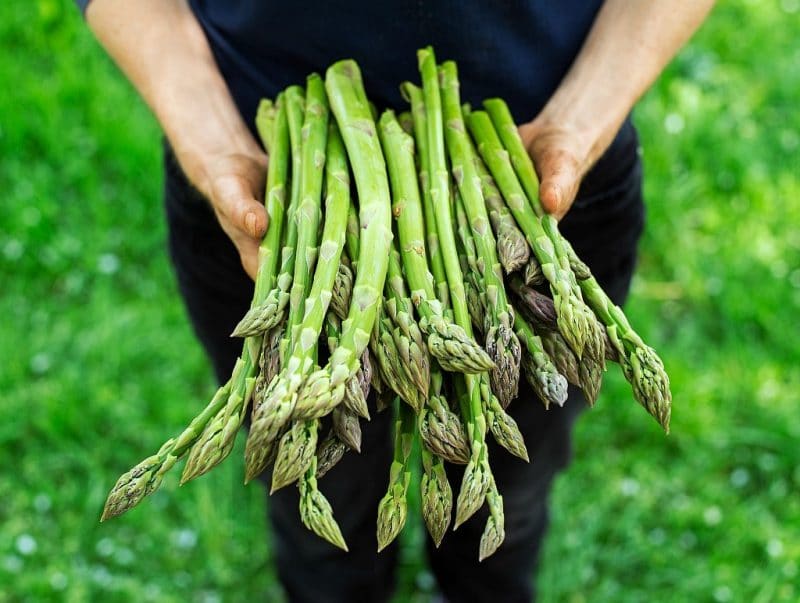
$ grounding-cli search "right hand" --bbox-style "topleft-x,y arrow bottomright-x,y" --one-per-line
85,0 -> 270,279
195,150 -> 269,280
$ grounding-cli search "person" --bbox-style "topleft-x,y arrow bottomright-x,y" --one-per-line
76,2 -> 714,601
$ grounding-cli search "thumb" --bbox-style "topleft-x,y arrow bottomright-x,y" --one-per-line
535,149 -> 581,219
211,174 -> 269,239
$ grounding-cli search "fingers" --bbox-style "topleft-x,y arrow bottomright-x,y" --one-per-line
237,237 -> 261,280
211,174 -> 269,238
534,148 -> 581,220
210,169 -> 268,281
215,211 -> 261,280
519,122 -> 584,220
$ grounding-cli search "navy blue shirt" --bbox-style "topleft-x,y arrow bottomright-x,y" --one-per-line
187,1 -> 603,124
77,1 -> 638,195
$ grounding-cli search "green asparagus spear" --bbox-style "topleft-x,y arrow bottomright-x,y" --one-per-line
245,85 -> 343,483
330,255 -> 354,321
291,60 -> 393,421
480,373 -> 529,461
564,241 -> 671,430
376,400 -> 414,551
181,93 -> 291,483
478,476 -> 505,561
384,243 -> 430,399
514,313 -> 569,409
400,82 -> 449,307
482,99 -> 669,429
440,61 -> 521,408
418,47 -> 491,530
453,186 -> 486,334
299,457 -> 348,551
465,110 -> 605,365
417,372 -> 471,465
232,88 -> 304,337
540,327 -> 582,388
378,108 -> 493,374
101,380 -> 232,520
420,447 -> 453,547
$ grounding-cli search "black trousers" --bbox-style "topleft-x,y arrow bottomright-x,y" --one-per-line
163,123 -> 645,603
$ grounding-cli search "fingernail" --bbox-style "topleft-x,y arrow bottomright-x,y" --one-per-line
245,212 -> 257,237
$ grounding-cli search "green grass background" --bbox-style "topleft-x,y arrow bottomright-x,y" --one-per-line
1,1 -> 798,601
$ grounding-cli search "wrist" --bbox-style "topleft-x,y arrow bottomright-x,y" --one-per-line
155,65 -> 265,198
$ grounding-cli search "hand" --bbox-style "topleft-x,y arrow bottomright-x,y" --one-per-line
195,150 -> 269,279
86,0 -> 271,280
518,118 -> 593,221
516,0 -> 716,220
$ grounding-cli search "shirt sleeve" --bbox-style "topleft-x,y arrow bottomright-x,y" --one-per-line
74,0 -> 91,15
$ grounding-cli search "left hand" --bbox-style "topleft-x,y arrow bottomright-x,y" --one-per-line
518,118 -> 593,221
516,0 -> 716,220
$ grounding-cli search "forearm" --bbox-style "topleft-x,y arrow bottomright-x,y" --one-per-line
86,0 -> 262,197
539,0 -> 715,170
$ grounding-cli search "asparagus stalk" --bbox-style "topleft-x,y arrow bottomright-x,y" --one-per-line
418,47 -> 491,529
466,126 -> 531,273
245,88 -> 343,483
451,374 -> 490,529
271,417 -> 319,492
440,61 -> 521,408
326,313 -> 371,419
330,255 -> 353,321
286,75 -> 329,348
181,359 -> 257,483
334,211 -> 374,419
180,94 -> 292,483
523,258 -> 545,286
370,304 -> 425,412
401,82 -> 450,307
483,98 -> 540,209
101,380 -> 232,520
483,99 -> 669,429
479,373 -> 528,461
465,110 -> 605,365
540,327 -> 582,388
291,60 -> 393,421
332,406 -> 362,453
420,447 -> 453,548
383,243 -> 430,399
325,316 -> 364,451
255,98 -> 276,145
418,367 -> 471,464
510,276 -> 558,333
514,313 -> 569,409
579,353 -> 604,407
315,431 -> 348,479
378,108 -> 492,374
564,241 -> 671,430
298,457 -> 348,551
232,89 -> 304,337
453,186 -> 485,334
376,400 -> 414,552
478,476 -> 505,562
252,322 -> 285,415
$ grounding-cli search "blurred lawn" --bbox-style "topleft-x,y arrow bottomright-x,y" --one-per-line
1,1 -> 798,602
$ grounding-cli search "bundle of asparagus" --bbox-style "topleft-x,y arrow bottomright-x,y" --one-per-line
101,48 -> 671,561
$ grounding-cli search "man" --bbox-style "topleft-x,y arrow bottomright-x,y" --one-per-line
77,1 -> 714,601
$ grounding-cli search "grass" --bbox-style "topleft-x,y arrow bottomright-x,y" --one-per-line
1,1 -> 798,601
